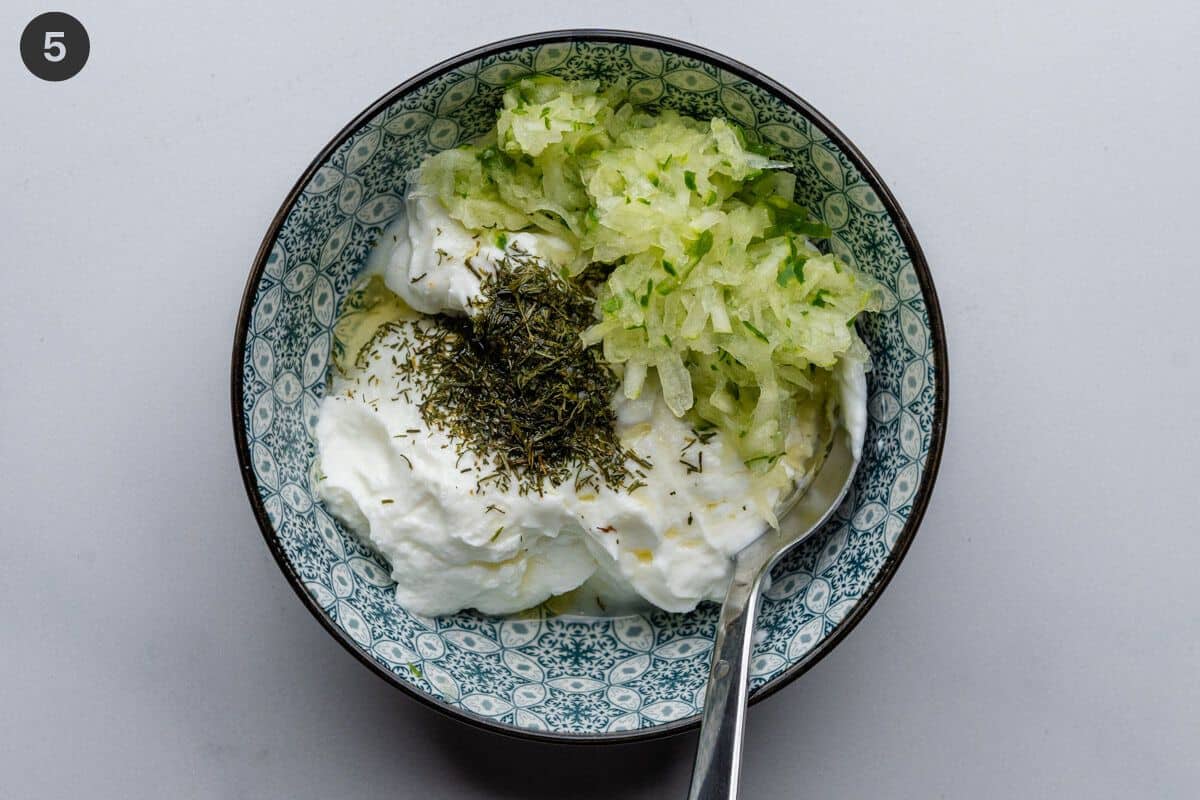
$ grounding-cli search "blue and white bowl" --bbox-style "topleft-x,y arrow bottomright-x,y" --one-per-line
232,30 -> 947,743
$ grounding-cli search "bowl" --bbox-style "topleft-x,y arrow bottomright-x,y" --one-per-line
232,29 -> 947,743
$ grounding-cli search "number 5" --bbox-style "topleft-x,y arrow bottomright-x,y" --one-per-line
44,31 -> 66,62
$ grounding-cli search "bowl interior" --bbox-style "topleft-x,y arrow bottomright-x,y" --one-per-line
235,33 -> 943,741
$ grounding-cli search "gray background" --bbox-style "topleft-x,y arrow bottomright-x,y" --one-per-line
2,1 -> 1198,797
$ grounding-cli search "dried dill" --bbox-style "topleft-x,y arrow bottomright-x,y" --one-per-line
398,252 -> 636,495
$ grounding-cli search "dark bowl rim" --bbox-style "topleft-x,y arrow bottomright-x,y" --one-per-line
231,27 -> 948,746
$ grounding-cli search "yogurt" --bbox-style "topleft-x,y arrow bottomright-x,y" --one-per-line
315,194 -> 866,616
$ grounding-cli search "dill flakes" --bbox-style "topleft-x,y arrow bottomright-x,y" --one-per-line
395,253 -> 638,495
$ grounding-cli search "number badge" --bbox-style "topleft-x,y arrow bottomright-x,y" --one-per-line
20,12 -> 89,82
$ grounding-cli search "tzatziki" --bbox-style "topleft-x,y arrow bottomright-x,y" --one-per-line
313,78 -> 879,617
316,196 -> 864,615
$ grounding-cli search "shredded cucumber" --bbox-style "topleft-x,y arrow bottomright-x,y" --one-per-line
417,76 -> 879,466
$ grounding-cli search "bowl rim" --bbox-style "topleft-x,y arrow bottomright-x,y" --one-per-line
231,27 -> 949,745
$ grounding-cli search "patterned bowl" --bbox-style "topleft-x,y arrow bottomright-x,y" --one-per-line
232,30 -> 947,743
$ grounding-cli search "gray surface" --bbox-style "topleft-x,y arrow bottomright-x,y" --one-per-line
2,1 -> 1198,797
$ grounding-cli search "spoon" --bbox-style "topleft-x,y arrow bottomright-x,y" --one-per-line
687,422 -> 862,800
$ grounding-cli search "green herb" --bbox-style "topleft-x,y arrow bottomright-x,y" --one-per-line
495,232 -> 508,249
628,451 -> 653,471
742,319 -> 769,342
744,452 -> 784,468
661,259 -> 677,277
491,526 -> 505,541
639,279 -> 654,307
684,170 -> 697,191
812,289 -> 830,308
791,256 -> 807,284
797,219 -> 832,239
688,229 -> 714,262
380,498 -> 395,505
393,253 -> 637,495
408,663 -> 423,678
776,238 -> 810,286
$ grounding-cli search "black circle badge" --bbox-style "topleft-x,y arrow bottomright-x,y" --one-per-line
20,12 -> 89,81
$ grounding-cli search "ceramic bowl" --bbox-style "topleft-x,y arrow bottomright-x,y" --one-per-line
232,29 -> 947,743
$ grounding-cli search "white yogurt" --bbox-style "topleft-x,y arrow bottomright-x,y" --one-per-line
316,193 -> 867,616
365,191 -> 574,316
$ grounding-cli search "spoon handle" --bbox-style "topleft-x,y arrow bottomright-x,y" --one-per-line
687,558 -> 764,800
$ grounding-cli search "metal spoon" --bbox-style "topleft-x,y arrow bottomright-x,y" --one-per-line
687,422 -> 862,800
